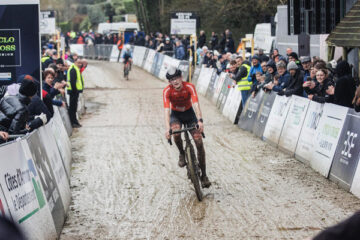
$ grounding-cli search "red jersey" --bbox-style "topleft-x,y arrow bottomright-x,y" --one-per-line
163,82 -> 199,112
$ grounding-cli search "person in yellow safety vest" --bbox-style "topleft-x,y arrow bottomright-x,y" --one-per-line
41,49 -> 54,70
66,58 -> 84,128
229,56 -> 252,107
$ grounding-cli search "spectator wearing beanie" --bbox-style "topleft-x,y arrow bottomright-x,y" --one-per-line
0,79 -> 37,134
264,61 -> 290,92
277,61 -> 304,97
288,52 -> 303,70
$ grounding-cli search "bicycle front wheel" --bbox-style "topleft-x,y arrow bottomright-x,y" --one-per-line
186,145 -> 203,201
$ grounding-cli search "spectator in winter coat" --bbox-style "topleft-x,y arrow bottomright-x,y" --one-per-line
0,79 -> 44,134
163,37 -> 174,56
326,60 -> 356,108
209,32 -> 218,50
305,69 -> 334,103
42,69 -> 66,108
264,61 -> 290,92
248,55 -> 263,84
258,49 -> 269,63
225,32 -> 235,53
288,52 -> 303,70
198,30 -> 206,48
175,40 -> 185,60
277,61 -> 304,97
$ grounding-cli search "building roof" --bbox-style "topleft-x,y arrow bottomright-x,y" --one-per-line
326,0 -> 360,47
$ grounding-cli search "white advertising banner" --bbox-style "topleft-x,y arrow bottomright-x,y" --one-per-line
158,55 -> 180,80
109,45 -> 120,62
197,67 -> 214,95
278,96 -> 310,154
311,103 -> 348,177
51,113 -> 72,178
144,49 -> 156,72
40,11 -> 56,35
227,90 -> 242,123
263,95 -> 292,146
351,159 -> 360,198
0,185 -> 11,217
70,44 -> 84,57
295,101 -> 324,164
38,126 -> 71,212
0,141 -> 56,239
133,46 -> 147,66
212,72 -> 226,104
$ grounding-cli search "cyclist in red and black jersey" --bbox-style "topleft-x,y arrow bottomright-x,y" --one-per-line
163,67 -> 211,188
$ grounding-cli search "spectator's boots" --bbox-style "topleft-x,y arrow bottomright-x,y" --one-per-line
201,175 -> 211,188
178,153 -> 186,168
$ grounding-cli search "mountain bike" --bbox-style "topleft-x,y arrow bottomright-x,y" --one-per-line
168,124 -> 205,201
124,61 -> 131,80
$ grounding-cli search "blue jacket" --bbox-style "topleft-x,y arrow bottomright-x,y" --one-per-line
175,45 -> 185,60
273,71 -> 291,92
248,64 -> 263,84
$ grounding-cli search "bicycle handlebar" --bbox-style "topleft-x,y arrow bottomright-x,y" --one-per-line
167,125 -> 205,145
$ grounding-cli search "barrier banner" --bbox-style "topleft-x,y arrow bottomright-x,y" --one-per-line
311,103 -> 348,177
197,68 -> 214,95
26,131 -> 66,235
263,95 -> 292,146
178,60 -> 189,82
238,90 -> 264,131
212,72 -> 226,104
252,91 -> 277,138
278,96 -> 310,155
217,75 -> 232,111
132,46 -> 143,66
69,44 -> 84,57
38,125 -> 71,209
0,141 -> 57,239
109,45 -> 120,62
57,107 -> 72,137
191,67 -> 201,86
329,109 -> 360,190
295,101 -> 324,164
143,49 -> 156,73
51,111 -> 72,179
158,55 -> 180,80
141,48 -> 149,69
228,89 -> 243,124
0,0 -> 41,83
205,71 -> 218,100
0,184 -> 11,217
150,52 -> 159,75
154,53 -> 164,78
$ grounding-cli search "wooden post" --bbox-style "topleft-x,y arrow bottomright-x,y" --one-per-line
327,45 -> 335,62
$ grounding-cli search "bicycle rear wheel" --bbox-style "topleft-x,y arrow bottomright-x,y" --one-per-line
186,145 -> 203,201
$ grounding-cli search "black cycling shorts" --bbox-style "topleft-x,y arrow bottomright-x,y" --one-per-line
170,108 -> 198,126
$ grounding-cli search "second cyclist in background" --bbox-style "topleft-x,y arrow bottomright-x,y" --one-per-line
122,44 -> 133,77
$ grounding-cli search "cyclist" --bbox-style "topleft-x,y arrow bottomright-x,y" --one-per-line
163,67 -> 211,188
122,44 -> 132,75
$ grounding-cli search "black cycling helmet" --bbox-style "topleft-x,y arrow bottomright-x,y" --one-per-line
166,67 -> 182,81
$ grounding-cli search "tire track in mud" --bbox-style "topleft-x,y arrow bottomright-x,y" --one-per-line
61,61 -> 360,240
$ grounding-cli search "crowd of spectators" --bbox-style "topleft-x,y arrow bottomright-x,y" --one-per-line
0,38 -> 87,144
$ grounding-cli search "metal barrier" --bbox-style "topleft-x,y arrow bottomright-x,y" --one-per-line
83,44 -> 115,60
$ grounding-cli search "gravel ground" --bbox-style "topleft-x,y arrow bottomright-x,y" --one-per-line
60,61 -> 360,240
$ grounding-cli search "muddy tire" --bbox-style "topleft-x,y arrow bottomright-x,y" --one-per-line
186,145 -> 203,201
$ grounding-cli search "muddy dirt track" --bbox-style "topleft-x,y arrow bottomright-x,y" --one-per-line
60,61 -> 360,240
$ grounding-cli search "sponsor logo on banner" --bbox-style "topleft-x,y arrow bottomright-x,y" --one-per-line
341,131 -> 357,158
0,143 -> 46,224
330,110 -> 360,189
311,103 -> 348,177
262,95 -> 292,145
0,29 -> 21,67
278,96 -> 310,154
